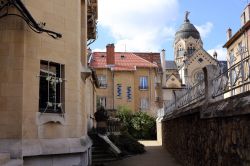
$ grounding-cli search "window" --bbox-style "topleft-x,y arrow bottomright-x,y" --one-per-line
98,75 -> 107,88
127,86 -> 132,101
229,50 -> 235,66
231,69 -> 237,85
177,48 -> 184,57
237,41 -> 245,54
187,47 -> 195,55
139,76 -> 148,90
140,98 -> 149,110
97,96 -> 106,108
194,71 -> 204,83
117,84 -> 122,98
39,60 -> 65,114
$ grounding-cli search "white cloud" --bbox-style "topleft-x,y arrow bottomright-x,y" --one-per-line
92,48 -> 106,52
195,22 -> 213,39
208,45 -> 227,61
97,0 -> 179,52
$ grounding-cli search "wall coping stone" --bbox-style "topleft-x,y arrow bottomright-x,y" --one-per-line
22,136 -> 92,157
163,91 -> 250,121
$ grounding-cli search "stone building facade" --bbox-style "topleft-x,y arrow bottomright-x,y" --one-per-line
90,44 -> 162,116
161,12 -> 220,105
0,0 -> 98,165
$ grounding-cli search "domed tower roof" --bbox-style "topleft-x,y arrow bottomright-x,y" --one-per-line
175,12 -> 200,42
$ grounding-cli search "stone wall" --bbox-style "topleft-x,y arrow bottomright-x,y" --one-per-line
163,110 -> 250,166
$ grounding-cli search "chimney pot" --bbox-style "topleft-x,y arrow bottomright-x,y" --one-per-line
227,28 -> 232,41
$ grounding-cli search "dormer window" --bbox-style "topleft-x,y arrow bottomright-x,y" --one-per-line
101,54 -> 105,58
121,55 -> 125,59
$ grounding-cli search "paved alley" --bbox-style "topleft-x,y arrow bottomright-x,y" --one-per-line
106,143 -> 181,166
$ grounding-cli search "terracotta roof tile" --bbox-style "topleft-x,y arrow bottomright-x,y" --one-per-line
90,52 -> 158,71
133,52 -> 161,68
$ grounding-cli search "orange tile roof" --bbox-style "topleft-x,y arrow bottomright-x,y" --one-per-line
90,52 -> 158,71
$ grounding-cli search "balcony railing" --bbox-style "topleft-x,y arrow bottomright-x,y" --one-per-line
87,0 -> 98,40
107,118 -> 121,134
212,47 -> 250,98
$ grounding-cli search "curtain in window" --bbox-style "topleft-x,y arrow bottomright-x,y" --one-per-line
140,98 -> 149,110
140,76 -> 148,89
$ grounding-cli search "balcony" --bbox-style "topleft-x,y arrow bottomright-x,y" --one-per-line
87,0 -> 98,40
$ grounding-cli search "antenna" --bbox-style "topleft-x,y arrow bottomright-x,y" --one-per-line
125,44 -> 126,52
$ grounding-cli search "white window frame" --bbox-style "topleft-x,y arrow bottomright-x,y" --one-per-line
39,60 -> 65,114
98,75 -> 107,88
140,98 -> 149,110
139,76 -> 148,90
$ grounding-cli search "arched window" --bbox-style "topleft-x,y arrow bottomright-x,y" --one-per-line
177,45 -> 184,57
187,43 -> 196,55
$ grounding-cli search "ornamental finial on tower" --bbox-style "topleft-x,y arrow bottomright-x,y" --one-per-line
185,11 -> 190,22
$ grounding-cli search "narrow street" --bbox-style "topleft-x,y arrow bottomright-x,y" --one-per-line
106,141 -> 181,166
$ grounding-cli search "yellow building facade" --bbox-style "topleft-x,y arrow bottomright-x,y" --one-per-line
90,44 -> 162,116
0,0 -> 98,165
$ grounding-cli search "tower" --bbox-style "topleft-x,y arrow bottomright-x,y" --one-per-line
174,11 -> 203,68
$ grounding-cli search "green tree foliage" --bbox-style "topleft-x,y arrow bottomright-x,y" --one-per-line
117,106 -> 156,140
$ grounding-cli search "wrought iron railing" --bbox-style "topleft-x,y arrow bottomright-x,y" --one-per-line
159,48 -> 250,119
212,48 -> 250,98
107,118 -> 121,133
176,81 -> 205,108
164,100 -> 175,115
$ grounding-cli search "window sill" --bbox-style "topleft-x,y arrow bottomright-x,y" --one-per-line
99,86 -> 107,89
139,89 -> 149,91
36,112 -> 65,125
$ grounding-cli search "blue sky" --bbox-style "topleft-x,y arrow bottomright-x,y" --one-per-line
91,0 -> 247,60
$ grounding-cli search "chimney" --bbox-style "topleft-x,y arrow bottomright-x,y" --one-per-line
227,28 -> 232,41
213,51 -> 218,60
106,44 -> 115,65
160,49 -> 166,71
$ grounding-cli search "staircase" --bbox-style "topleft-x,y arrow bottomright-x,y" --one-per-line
89,132 -> 121,165
0,153 -> 22,166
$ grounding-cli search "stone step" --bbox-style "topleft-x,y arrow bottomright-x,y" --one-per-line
92,157 -> 118,164
3,159 -> 23,166
0,153 -> 10,165
93,153 -> 114,159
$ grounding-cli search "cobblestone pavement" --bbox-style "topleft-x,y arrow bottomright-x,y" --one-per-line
106,144 -> 181,166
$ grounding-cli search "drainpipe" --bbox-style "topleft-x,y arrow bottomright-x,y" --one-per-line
112,71 -> 115,110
